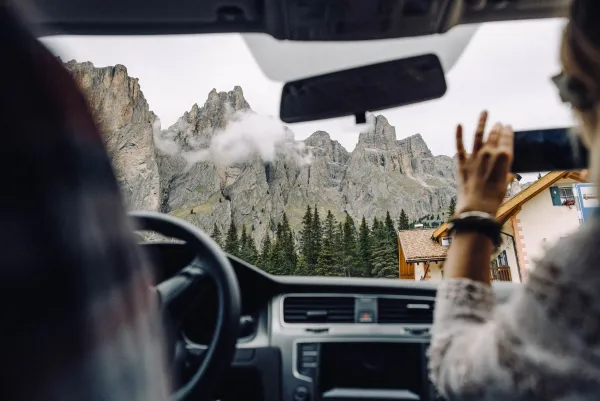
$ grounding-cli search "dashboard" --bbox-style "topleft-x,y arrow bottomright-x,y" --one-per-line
143,242 -> 517,401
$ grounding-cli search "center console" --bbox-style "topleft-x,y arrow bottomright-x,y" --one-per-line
292,341 -> 436,401
271,293 -> 442,401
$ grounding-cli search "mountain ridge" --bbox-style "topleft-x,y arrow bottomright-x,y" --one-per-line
64,59 -> 457,241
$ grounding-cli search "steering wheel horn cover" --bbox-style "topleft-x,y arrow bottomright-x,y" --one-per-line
130,211 -> 241,401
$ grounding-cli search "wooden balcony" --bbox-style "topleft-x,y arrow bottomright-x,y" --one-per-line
490,266 -> 512,282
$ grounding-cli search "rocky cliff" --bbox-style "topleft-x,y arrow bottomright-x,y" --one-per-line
65,60 -> 161,212
66,60 -> 457,241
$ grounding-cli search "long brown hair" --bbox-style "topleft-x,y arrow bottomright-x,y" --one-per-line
561,0 -> 600,140
0,5 -> 170,401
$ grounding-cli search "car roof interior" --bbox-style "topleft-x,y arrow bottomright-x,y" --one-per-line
23,0 -> 569,39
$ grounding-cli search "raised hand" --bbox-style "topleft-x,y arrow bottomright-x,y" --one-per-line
455,111 -> 515,217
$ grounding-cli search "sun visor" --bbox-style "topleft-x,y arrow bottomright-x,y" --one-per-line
241,24 -> 479,83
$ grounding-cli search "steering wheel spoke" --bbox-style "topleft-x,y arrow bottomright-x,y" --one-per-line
131,211 -> 241,401
172,339 -> 208,390
156,260 -> 211,325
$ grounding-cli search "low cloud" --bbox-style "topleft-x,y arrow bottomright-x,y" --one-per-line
154,111 -> 312,168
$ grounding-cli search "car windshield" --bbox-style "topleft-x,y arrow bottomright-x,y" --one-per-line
43,18 -> 584,282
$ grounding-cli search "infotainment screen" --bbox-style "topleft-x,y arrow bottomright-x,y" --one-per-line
317,342 -> 426,399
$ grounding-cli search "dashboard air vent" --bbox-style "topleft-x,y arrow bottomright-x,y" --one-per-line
283,296 -> 355,323
378,297 -> 434,324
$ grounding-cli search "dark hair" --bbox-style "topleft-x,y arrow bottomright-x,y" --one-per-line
561,0 -> 600,126
0,5 -> 170,401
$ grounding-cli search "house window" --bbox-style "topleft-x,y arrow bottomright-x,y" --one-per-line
550,186 -> 575,206
497,250 -> 508,266
559,187 -> 575,203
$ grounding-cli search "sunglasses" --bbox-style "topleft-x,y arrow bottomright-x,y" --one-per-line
552,71 -> 595,110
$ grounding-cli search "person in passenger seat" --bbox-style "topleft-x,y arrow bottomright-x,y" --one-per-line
0,4 -> 170,401
428,0 -> 600,399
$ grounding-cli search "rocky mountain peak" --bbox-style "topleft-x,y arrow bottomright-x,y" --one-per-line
161,87 -> 252,152
397,133 -> 434,159
206,85 -> 249,112
65,60 -> 154,132
65,60 -> 160,212
357,114 -> 397,151
305,130 -> 331,145
64,60 -> 457,243
304,131 -> 349,165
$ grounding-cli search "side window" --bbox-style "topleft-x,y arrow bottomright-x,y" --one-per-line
550,186 -> 575,206
498,250 -> 508,266
560,187 -> 575,204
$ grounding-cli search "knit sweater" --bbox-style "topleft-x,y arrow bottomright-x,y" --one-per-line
428,218 -> 600,400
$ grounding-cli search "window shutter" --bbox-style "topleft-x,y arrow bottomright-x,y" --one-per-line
500,250 -> 508,266
549,186 -> 562,206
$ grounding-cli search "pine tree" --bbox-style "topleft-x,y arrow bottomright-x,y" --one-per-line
280,212 -> 297,275
312,206 -> 322,268
335,222 -> 344,275
259,233 -> 272,273
385,211 -> 398,256
224,220 -> 239,256
398,209 -> 410,230
342,213 -> 359,277
211,223 -> 223,247
370,219 -> 399,279
240,225 -> 248,254
245,234 -> 259,266
447,197 -> 457,220
357,216 -> 372,277
316,210 -> 341,276
269,223 -> 284,275
239,225 -> 258,265
295,256 -> 310,276
299,205 -> 314,271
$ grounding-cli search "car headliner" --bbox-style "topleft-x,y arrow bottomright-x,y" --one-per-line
241,25 -> 479,82
21,0 -> 569,82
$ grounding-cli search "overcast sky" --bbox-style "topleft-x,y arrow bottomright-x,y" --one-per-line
42,18 -> 573,160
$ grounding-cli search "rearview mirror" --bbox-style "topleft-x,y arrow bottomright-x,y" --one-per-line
279,54 -> 447,124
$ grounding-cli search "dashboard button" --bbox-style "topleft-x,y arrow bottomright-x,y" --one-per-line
234,349 -> 254,362
300,343 -> 317,351
293,386 -> 310,401
299,368 -> 314,377
302,362 -> 318,368
358,311 -> 374,323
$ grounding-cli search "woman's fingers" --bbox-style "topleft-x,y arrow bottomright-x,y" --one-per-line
456,124 -> 466,164
485,126 -> 514,183
472,111 -> 488,154
497,125 -> 514,156
506,173 -> 516,187
486,123 -> 503,148
581,169 -> 589,181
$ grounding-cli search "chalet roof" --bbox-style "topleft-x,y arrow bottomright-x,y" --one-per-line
432,170 -> 587,240
398,228 -> 447,263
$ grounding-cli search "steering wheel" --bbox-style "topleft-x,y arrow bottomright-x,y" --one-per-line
131,211 -> 241,401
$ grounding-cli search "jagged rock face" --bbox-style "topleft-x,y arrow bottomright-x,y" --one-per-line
341,115 -> 456,220
155,86 -> 252,216
64,60 -> 161,211
65,60 -> 457,241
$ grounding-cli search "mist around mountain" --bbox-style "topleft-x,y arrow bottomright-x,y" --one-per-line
64,60 -> 458,245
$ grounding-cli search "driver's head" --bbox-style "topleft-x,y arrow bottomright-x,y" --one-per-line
561,0 -> 600,179
0,5 -> 170,401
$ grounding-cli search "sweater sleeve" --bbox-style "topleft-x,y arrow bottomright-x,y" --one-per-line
427,272 -> 600,401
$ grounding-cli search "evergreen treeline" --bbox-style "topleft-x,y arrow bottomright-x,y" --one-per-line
210,206 -> 429,278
